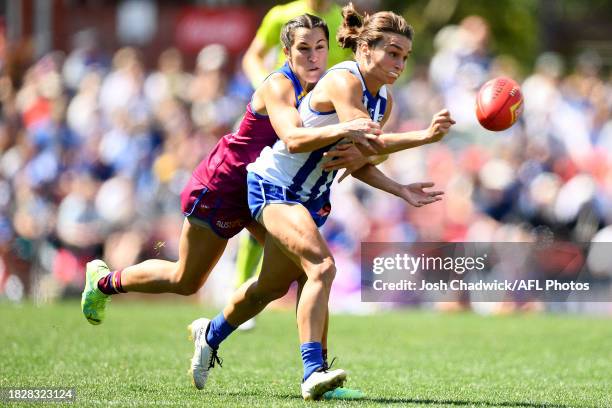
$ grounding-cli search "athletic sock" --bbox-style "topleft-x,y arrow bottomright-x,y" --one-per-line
322,348 -> 328,368
205,313 -> 237,349
301,341 -> 324,381
97,270 -> 126,295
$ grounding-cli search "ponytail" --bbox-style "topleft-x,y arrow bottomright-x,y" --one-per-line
336,3 -> 364,52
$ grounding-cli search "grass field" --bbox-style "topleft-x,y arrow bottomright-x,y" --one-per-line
1,300 -> 611,407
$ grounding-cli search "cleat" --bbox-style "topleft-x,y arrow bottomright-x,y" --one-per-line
301,368 -> 347,401
81,260 -> 111,325
322,387 -> 365,400
189,318 -> 222,390
319,359 -> 362,400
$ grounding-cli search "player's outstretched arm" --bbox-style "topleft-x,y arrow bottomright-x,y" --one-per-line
377,108 -> 456,154
321,143 -> 388,182
263,76 -> 381,153
351,164 -> 444,207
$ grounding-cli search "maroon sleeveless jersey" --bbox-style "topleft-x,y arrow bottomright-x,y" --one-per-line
180,103 -> 277,238
181,62 -> 304,238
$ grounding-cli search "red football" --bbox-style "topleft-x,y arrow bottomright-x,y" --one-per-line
476,76 -> 524,131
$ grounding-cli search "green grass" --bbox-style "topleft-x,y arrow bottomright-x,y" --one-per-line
1,301 -> 611,407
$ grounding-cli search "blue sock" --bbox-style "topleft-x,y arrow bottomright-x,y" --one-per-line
300,341 -> 324,381
205,313 -> 236,349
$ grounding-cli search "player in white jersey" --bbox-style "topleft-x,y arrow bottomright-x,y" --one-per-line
248,59 -> 390,207
202,4 -> 455,400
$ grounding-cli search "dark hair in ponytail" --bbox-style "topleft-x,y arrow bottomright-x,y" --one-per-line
336,2 -> 413,53
336,3 -> 364,52
281,13 -> 329,51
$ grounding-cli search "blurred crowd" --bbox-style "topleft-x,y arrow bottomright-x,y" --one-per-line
0,16 -> 611,311
0,32 -> 251,301
328,16 -> 612,313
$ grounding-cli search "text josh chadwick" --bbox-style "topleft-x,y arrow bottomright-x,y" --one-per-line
371,279 -> 590,292
361,243 -> 606,302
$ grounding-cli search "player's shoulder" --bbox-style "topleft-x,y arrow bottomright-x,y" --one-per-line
320,64 -> 362,91
313,71 -> 361,105
323,68 -> 360,85
261,72 -> 295,100
266,71 -> 292,87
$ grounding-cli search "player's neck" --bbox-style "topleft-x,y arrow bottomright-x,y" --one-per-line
304,81 -> 316,92
358,65 -> 384,96
364,77 -> 384,96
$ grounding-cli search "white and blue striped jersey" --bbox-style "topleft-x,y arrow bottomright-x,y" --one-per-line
247,61 -> 388,201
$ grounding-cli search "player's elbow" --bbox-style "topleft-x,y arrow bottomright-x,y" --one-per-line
285,138 -> 306,154
286,142 -> 300,154
241,51 -> 255,74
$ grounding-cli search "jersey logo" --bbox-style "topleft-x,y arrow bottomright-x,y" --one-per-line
363,95 -> 385,123
297,89 -> 308,102
367,107 -> 385,123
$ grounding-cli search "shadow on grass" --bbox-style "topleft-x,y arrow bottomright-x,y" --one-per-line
360,396 -> 580,408
216,390 -> 582,408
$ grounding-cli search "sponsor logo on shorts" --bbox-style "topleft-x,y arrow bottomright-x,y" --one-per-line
317,203 -> 331,217
216,219 -> 245,229
267,184 -> 283,196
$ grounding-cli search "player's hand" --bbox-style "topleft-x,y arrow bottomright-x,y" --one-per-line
322,143 -> 368,182
397,182 -> 444,207
427,109 -> 456,143
337,118 -> 383,154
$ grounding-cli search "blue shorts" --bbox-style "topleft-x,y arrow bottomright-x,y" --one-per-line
247,172 -> 331,228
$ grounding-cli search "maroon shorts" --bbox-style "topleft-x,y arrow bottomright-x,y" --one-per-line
180,175 -> 252,239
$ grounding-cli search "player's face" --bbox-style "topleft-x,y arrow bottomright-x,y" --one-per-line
363,33 -> 412,85
285,27 -> 329,85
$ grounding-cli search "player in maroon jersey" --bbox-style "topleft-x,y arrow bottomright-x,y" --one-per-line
81,14 -> 379,321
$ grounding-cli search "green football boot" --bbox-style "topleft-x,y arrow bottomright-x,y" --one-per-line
322,387 -> 365,400
81,260 -> 111,325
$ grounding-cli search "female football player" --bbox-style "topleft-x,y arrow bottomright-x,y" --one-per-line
197,3 -> 455,400
80,14 -> 378,323
81,13 -> 440,393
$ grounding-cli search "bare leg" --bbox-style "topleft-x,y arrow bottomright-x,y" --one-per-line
245,220 -> 266,245
224,217 -> 333,349
223,233 -> 303,326
259,203 -> 335,344
297,277 -> 329,351
120,219 -> 228,295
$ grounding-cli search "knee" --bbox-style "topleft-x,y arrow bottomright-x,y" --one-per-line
172,266 -> 203,296
308,257 -> 336,287
174,279 -> 202,296
175,282 -> 201,296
